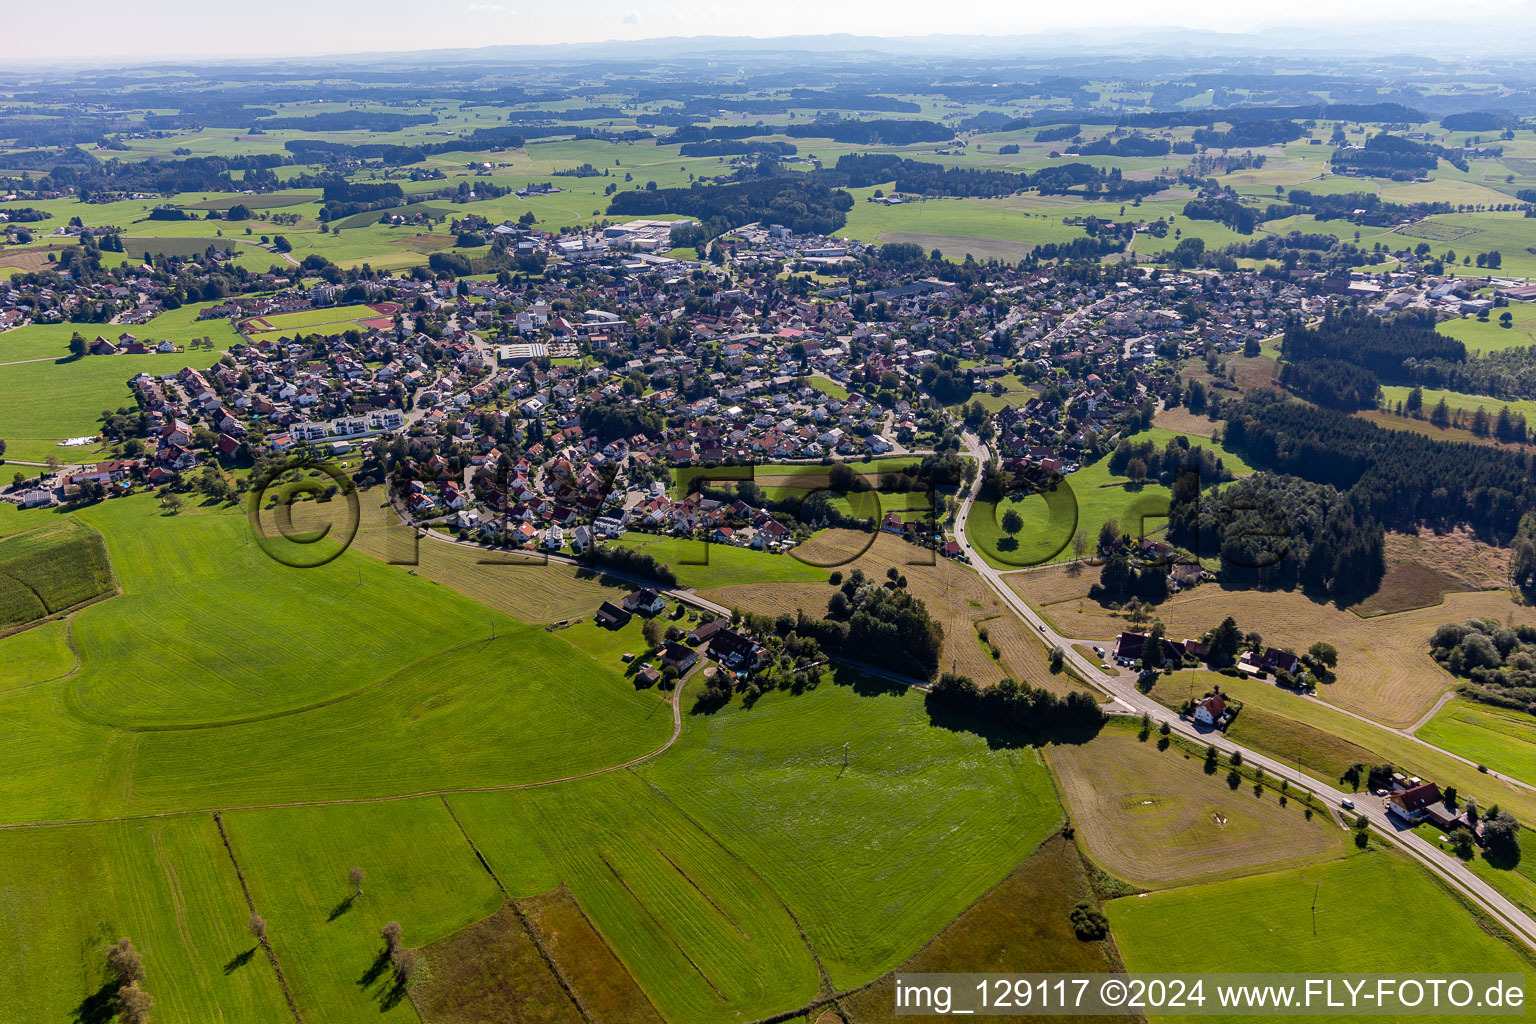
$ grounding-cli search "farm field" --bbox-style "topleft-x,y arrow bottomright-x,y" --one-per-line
635,672 -> 1064,991
840,833 -> 1127,1024
706,529 -> 1070,691
1047,723 -> 1348,887
448,771 -> 824,1024
968,427 -> 1252,570
0,618 -> 75,690
0,515 -> 116,633
1107,850 -> 1536,1021
409,904 -> 587,1024
224,798 -> 507,1022
0,346 -> 224,463
0,815 -> 293,1023
1013,576 -> 1535,728
0,495 -> 673,821
610,531 -> 830,589
1439,303 -> 1536,352
1159,672 -> 1536,827
1417,699 -> 1536,787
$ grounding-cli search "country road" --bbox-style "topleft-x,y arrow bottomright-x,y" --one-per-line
951,431 -> 1536,951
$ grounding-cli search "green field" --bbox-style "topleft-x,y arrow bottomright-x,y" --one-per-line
240,302 -> 390,337
1379,384 -> 1536,426
224,799 -> 507,1022
1440,303 -> 1536,353
0,301 -> 242,364
0,496 -> 673,821
967,428 -> 1252,569
610,532 -> 830,588
0,517 -> 115,633
0,618 -> 75,691
0,815 -> 293,1022
0,345 -> 225,463
1418,699 -> 1536,787
1108,851 -> 1536,1022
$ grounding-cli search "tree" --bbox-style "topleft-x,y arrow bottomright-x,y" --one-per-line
1483,810 -> 1522,860
381,921 -> 403,955
106,937 -> 145,986
642,617 -> 663,648
1000,508 -> 1023,537
1405,386 -> 1423,417
118,981 -> 154,1024
248,912 -> 267,942
1207,616 -> 1243,668
1307,642 -> 1337,668
1072,530 -> 1088,562
349,865 -> 366,896
68,332 -> 87,359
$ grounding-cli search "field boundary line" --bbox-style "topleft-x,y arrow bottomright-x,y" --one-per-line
437,795 -> 599,1024
0,663 -> 692,832
211,811 -> 304,1023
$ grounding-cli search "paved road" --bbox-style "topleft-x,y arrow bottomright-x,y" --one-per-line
950,431 -> 1536,950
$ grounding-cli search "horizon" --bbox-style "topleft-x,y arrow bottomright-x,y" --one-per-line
6,0 -> 1533,64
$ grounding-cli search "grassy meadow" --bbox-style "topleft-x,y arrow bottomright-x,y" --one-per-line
1417,699 -> 1536,787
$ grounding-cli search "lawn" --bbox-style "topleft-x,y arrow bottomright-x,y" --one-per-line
610,531 -> 829,589
1048,722 -> 1348,887
0,815 -> 292,1023
968,427 -> 1252,570
1107,850 -> 1536,1012
1417,699 -> 1536,787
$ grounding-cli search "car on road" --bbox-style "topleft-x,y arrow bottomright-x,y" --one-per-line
1341,798 -> 1355,810
1376,789 -> 1388,797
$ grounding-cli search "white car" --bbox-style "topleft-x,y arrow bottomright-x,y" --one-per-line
1341,798 -> 1355,810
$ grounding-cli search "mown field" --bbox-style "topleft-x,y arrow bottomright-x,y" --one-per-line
706,530 -> 1070,691
1048,723 -> 1347,887
0,495 -> 673,821
1417,699 -> 1536,787
610,531 -> 830,589
1014,575 -> 1535,728
0,815 -> 293,1023
1154,672 -> 1536,829
1107,850 -> 1536,1023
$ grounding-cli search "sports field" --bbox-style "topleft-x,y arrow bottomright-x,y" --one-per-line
240,301 -> 402,338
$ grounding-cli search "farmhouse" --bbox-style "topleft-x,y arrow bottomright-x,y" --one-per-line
659,641 -> 698,673
1194,690 -> 1227,727
710,628 -> 767,673
595,601 -> 631,629
1388,782 -> 1443,824
622,588 -> 667,616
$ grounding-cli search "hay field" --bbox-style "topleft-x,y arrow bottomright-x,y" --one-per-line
705,530 -> 1068,692
1010,576 -> 1536,728
1048,725 -> 1347,887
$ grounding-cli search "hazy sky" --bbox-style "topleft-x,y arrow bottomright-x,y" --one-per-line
7,0 -> 1529,61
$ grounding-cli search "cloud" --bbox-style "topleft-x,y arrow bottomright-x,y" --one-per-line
622,9 -> 641,24
467,2 -> 505,10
